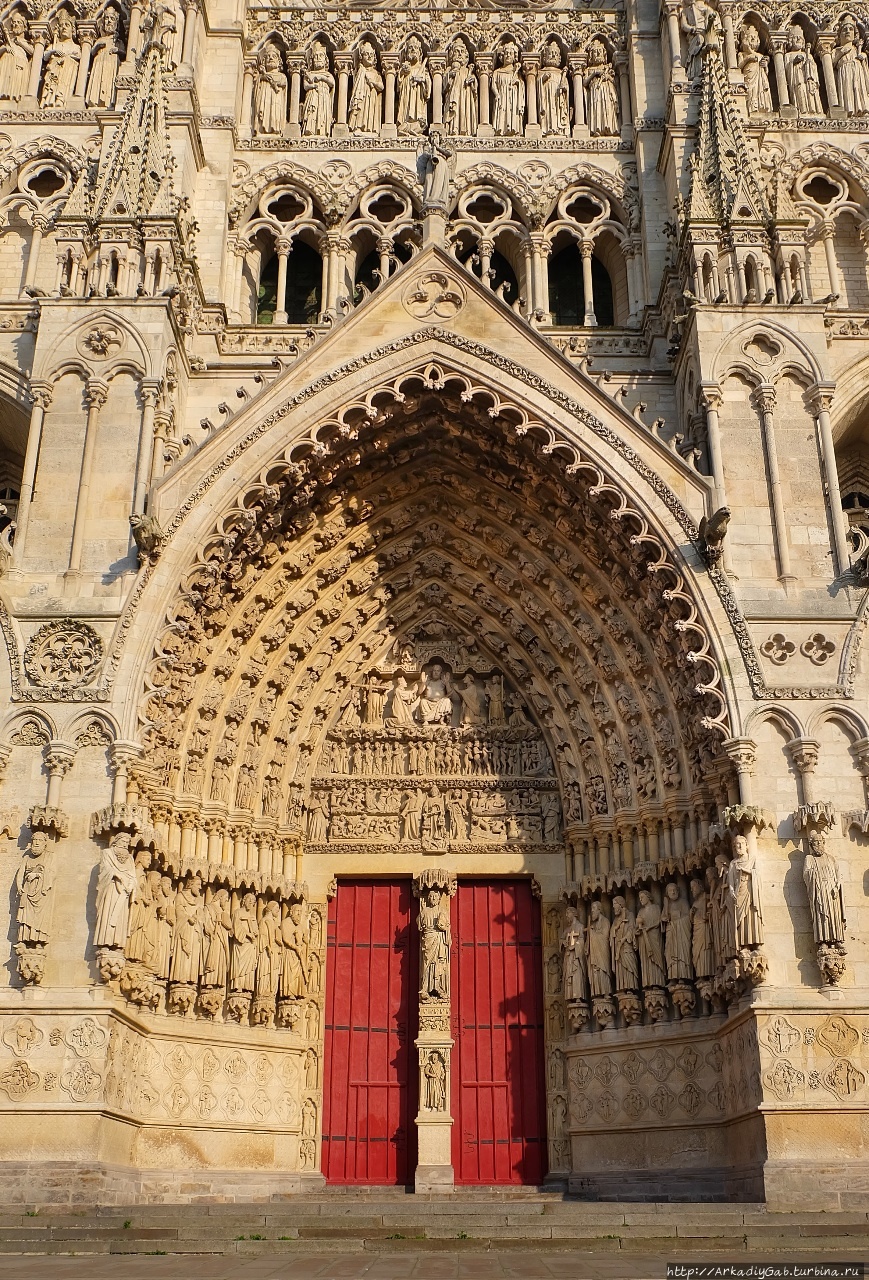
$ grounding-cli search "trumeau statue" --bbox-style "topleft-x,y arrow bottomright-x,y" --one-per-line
418,885 -> 451,1000
348,41 -> 383,135
302,41 -> 335,137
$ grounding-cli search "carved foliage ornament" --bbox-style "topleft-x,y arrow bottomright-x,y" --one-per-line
24,620 -> 103,690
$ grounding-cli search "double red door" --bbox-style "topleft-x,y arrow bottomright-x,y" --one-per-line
323,878 -> 546,1186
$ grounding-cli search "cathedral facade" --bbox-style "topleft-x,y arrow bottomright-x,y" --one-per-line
0,0 -> 868,1209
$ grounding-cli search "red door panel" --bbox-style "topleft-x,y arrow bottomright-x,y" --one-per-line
452,880 -> 547,1186
323,880 -> 417,1184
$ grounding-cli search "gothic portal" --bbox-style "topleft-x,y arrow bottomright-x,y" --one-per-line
2,0 -> 869,1211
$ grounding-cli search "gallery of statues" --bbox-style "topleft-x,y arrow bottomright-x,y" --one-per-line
1,0 -> 869,1211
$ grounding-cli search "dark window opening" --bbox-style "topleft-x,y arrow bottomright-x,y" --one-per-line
548,243 -> 614,326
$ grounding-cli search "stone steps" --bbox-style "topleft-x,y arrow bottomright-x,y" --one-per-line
1,1197 -> 868,1257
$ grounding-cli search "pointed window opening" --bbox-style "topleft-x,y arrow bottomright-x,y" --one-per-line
257,239 -> 322,325
548,243 -> 614,326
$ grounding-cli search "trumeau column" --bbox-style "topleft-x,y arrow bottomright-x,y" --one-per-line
413,869 -> 456,1193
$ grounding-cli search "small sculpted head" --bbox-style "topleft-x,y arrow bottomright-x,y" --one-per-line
665,882 -> 679,901
612,895 -> 625,916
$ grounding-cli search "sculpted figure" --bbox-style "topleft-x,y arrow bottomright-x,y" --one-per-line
397,36 -> 431,135
712,853 -> 735,961
784,24 -> 823,116
539,41 -> 569,136
803,831 -> 846,945
737,24 -> 773,114
419,130 -> 453,208
455,674 -> 487,726
254,43 -> 287,137
152,875 -> 175,979
201,888 -> 232,989
541,792 -> 561,843
485,676 -> 506,726
584,39 -> 619,136
585,900 -> 612,996
689,877 -> 714,978
86,7 -> 122,107
348,41 -> 383,135
446,789 -> 469,842
306,793 -> 329,843
681,0 -> 721,80
280,902 -> 309,999
0,13 -> 32,102
386,673 -> 417,723
635,889 -> 666,988
256,900 -> 282,1005
302,41 -> 334,136
833,16 -> 869,115
492,41 -> 525,136
661,883 -> 693,981
401,787 -> 424,841
40,10 -> 80,107
16,831 -> 53,945
95,833 -> 137,950
416,664 -> 453,724
561,905 -> 588,1001
231,891 -> 258,992
170,875 -> 204,984
418,885 -> 450,1000
444,41 -> 477,135
423,1051 -> 447,1110
421,785 -> 446,845
610,895 -> 640,991
727,835 -> 764,948
124,850 -> 153,963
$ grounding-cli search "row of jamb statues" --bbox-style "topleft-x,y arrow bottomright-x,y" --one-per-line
253,36 -> 621,139
0,5 -> 128,107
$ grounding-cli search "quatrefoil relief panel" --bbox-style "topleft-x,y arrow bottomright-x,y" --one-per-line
800,633 -> 836,666
760,633 -> 795,665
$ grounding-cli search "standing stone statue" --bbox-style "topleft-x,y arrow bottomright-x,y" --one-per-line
635,889 -> 667,988
737,24 -> 773,114
585,901 -> 612,996
689,877 -> 714,978
421,785 -> 446,847
348,41 -> 384,135
397,36 -> 431,135
0,13 -> 33,103
584,39 -> 619,137
254,43 -> 288,137
784,24 -> 823,116
170,874 -> 204,985
94,832 -> 138,950
40,10 -> 80,107
302,41 -> 334,137
16,830 -> 53,948
419,131 -> 454,209
712,851 -> 736,961
610,895 -> 640,991
803,832 -> 846,946
444,41 -> 477,135
661,883 -> 693,981
833,15 -> 869,116
280,901 -> 309,999
124,850 -> 153,964
727,835 -> 764,949
492,41 -> 525,136
418,885 -> 450,1000
423,1050 -> 447,1110
201,888 -> 232,990
231,891 -> 259,993
85,7 -> 123,107
538,41 -> 569,137
561,905 -> 588,1001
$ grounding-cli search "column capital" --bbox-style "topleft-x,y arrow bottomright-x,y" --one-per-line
751,384 -> 776,414
722,736 -> 757,773
786,736 -> 821,775
580,239 -> 595,259
699,381 -> 723,410
806,380 -> 836,413
28,380 -> 53,409
84,378 -> 109,410
45,740 -> 77,777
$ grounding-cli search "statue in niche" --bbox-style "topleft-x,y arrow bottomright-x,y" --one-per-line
307,793 -> 329,843
492,41 -> 525,136
584,39 -> 619,137
256,900 -> 282,1008
561,905 -> 588,1001
364,674 -> 389,725
40,10 -> 80,107
348,41 -> 383,135
610,895 -> 640,991
446,789 -> 469,842
784,24 -> 823,116
201,888 -> 232,989
418,885 -> 451,1000
540,793 -> 561,843
400,787 -> 425,841
539,41 -> 569,137
149,875 -> 175,980
689,877 -> 714,978
302,41 -> 334,137
419,131 -> 454,209
485,676 -> 507,726
585,901 -> 612,996
444,41 -> 477,135
737,24 -> 773,114
280,901 -> 309,999
661,883 -> 693,981
423,1050 -> 447,1111
711,853 -> 735,961
803,831 -> 846,946
230,891 -> 258,993
455,674 -> 487,726
95,833 -> 137,950
253,43 -> 288,138
302,1097 -> 317,1138
386,674 -> 417,724
727,835 -> 764,948
416,664 -> 454,725
0,13 -> 33,102
170,875 -> 204,985
397,35 -> 431,135
833,16 -> 869,115
15,831 -> 53,980
507,694 -> 531,727
124,850 -> 153,964
421,785 -> 446,847
681,0 -> 721,80
305,1049 -> 318,1090
85,7 -> 123,107
635,889 -> 666,988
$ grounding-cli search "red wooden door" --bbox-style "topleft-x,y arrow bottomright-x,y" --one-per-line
451,880 -> 547,1185
322,879 -> 417,1184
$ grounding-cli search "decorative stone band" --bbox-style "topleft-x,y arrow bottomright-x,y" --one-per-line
29,804 -> 70,839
